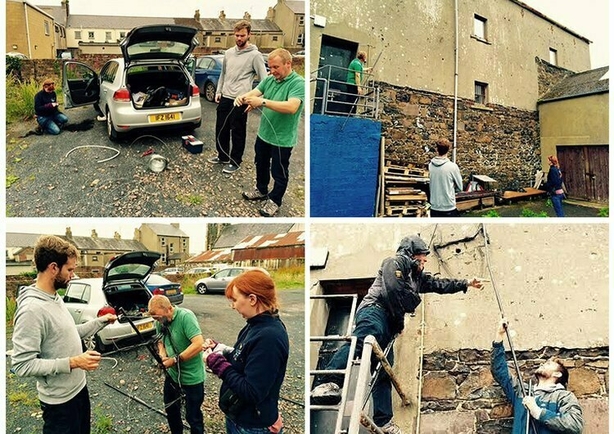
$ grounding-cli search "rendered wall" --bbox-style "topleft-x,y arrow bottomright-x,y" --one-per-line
309,223 -> 609,433
311,0 -> 591,110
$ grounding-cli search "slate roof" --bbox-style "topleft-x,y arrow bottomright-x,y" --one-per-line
6,233 -> 42,248
199,18 -> 281,32
283,1 -> 305,14
140,223 -> 189,237
59,236 -> 147,252
37,5 -> 67,26
539,66 -> 609,103
66,15 -> 177,30
213,224 -> 296,249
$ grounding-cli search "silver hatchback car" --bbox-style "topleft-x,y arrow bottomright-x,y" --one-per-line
63,250 -> 161,352
194,266 -> 269,295
62,25 -> 202,141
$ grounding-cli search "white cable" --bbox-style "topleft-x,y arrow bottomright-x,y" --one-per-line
64,145 -> 120,163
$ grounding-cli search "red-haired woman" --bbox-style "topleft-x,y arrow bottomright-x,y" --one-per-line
204,269 -> 289,434
545,155 -> 565,217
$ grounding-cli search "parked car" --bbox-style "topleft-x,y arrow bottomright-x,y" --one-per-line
293,50 -> 305,58
7,51 -> 28,59
63,251 -> 160,352
185,267 -> 212,275
194,54 -> 223,102
194,53 -> 269,102
62,24 -> 202,141
144,274 -> 183,305
194,266 -> 269,295
160,266 -> 183,276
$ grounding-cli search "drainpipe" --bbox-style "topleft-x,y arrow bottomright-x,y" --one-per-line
24,2 -> 32,58
452,0 -> 459,163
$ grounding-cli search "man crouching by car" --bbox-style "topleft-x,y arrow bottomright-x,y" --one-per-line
11,235 -> 116,434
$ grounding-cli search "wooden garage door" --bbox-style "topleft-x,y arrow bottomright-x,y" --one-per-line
557,145 -> 609,202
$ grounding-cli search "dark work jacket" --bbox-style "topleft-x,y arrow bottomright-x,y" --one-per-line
219,312 -> 289,428
544,165 -> 563,194
34,90 -> 60,117
358,254 -> 469,334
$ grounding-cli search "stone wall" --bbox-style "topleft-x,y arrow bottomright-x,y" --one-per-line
419,347 -> 609,434
535,57 -> 576,98
378,82 -> 541,191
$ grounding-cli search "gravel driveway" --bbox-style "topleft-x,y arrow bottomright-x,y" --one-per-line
5,290 -> 305,433
5,99 -> 305,217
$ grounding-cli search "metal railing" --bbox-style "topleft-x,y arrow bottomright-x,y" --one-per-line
310,64 -> 380,119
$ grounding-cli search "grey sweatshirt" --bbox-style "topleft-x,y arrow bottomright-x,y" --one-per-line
217,44 -> 268,98
428,155 -> 463,212
11,286 -> 108,404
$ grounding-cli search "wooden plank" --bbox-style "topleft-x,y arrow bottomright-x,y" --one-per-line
385,194 -> 427,201
502,187 -> 546,200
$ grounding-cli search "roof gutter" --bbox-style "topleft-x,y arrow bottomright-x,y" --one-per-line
537,89 -> 609,105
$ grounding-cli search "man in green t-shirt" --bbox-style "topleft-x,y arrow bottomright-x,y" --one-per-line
148,295 -> 205,434
235,48 -> 305,217
345,51 -> 371,114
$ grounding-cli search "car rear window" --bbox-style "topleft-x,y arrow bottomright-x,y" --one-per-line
127,40 -> 191,59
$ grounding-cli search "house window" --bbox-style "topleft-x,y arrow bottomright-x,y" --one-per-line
88,31 -> 95,40
44,21 -> 50,36
105,31 -> 112,41
119,31 -> 126,38
169,243 -> 174,253
272,36 -> 278,42
75,30 -> 82,39
299,15 -> 305,25
214,37 -> 221,43
549,48 -> 558,65
297,33 -> 304,45
474,81 -> 488,104
161,237 -> 166,246
473,15 -> 487,40
92,255 -> 98,262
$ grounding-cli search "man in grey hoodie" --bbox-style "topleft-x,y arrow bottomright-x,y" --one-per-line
428,139 -> 464,217
11,235 -> 117,434
208,20 -> 268,174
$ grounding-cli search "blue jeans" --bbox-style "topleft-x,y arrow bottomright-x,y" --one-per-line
551,193 -> 565,217
317,304 -> 395,427
225,417 -> 281,434
254,137 -> 293,206
164,377 -> 204,434
37,112 -> 68,135
40,385 -> 90,434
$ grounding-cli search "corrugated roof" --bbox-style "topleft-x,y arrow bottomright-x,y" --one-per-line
283,1 -> 305,14
140,223 -> 189,237
539,66 -> 609,103
214,224 -> 295,248
186,248 -> 232,263
6,233 -> 43,248
234,231 -> 305,250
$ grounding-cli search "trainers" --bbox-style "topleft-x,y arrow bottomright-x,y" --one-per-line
310,382 -> 341,405
96,115 -> 107,121
259,199 -> 279,217
222,163 -> 240,174
242,187 -> 267,201
207,156 -> 229,164
380,421 -> 404,434
34,126 -> 43,135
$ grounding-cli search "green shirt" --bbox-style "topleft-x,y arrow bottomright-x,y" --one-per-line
347,58 -> 363,84
256,70 -> 305,148
157,307 -> 205,385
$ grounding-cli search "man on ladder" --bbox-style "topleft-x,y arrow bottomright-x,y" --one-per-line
491,319 -> 584,434
311,234 -> 484,434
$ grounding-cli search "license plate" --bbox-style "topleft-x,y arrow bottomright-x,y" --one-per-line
165,290 -> 177,295
148,112 -> 181,123
137,322 -> 154,332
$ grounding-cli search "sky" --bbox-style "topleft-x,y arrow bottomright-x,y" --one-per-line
6,218 -> 209,254
32,0 -> 279,20
513,0 -> 608,68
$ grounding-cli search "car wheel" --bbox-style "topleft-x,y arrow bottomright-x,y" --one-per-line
82,334 -> 108,352
106,109 -> 118,141
196,283 -> 208,295
205,82 -> 216,102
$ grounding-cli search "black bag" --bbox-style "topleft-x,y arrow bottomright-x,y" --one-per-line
219,388 -> 247,418
143,86 -> 168,107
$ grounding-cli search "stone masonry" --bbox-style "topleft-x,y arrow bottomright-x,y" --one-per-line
419,346 -> 609,433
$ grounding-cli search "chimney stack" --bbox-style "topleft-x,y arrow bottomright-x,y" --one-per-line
114,231 -> 121,240
66,227 -> 73,238
194,9 -> 200,21
91,229 -> 98,239
219,10 -> 226,20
